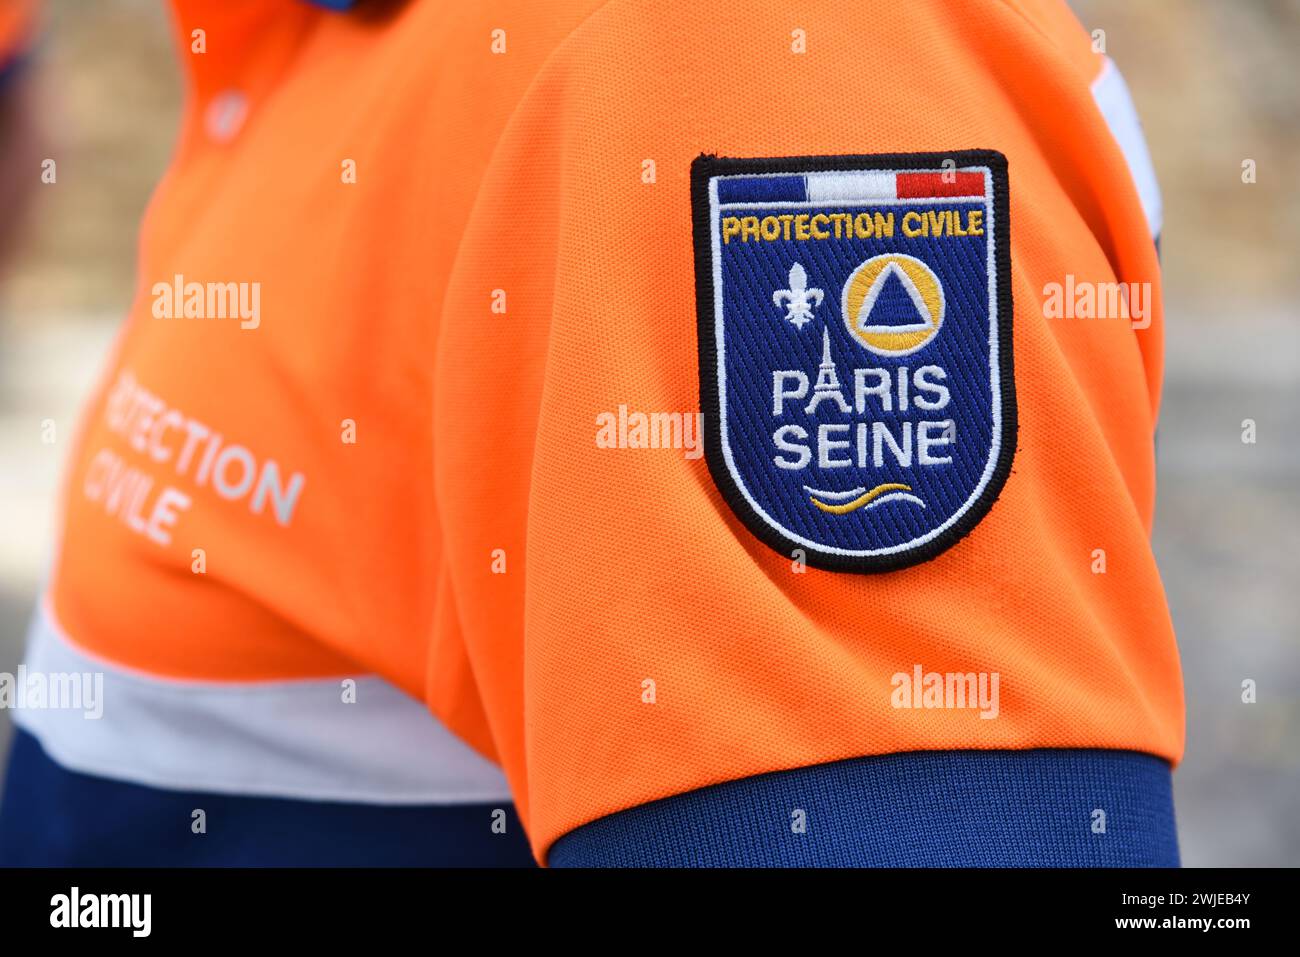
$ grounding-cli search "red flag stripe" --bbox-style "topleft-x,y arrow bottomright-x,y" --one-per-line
895,171 -> 986,198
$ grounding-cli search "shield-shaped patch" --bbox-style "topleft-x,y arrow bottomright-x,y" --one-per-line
692,151 -> 1016,573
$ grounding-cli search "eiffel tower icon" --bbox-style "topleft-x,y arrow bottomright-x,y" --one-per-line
813,327 -> 841,394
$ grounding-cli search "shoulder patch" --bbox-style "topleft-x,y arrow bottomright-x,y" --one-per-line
691,151 -> 1016,573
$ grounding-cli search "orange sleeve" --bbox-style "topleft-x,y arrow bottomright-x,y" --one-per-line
430,0 -> 1182,861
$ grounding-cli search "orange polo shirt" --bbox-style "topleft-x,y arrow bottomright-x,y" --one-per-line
31,0 -> 1179,863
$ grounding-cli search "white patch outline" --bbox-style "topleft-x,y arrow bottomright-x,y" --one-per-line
708,166 -> 1001,558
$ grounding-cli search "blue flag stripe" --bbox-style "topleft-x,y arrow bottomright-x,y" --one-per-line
717,175 -> 808,205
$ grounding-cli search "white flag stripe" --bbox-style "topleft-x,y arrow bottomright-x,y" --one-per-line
805,171 -> 898,203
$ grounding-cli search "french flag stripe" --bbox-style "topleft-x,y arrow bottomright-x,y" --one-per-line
896,171 -> 986,198
717,168 -> 987,205
717,175 -> 807,204
805,171 -> 898,202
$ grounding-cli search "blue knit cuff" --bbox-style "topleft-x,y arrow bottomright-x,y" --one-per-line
548,748 -> 1178,867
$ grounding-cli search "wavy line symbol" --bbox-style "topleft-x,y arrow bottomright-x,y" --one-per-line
805,482 -> 926,515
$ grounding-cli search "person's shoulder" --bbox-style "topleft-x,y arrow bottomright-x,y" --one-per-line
382,0 -> 616,69
476,0 -> 1107,89
997,0 -> 1106,83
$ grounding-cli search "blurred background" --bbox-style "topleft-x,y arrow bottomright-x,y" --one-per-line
0,0 -> 1296,865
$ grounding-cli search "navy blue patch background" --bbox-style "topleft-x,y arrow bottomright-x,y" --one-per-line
717,199 -> 994,555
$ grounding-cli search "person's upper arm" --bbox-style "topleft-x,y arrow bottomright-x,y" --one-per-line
433,0 -> 1181,866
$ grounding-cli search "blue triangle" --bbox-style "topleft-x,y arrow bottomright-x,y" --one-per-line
863,270 -> 925,328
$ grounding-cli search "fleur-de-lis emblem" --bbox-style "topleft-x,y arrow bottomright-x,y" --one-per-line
772,262 -> 824,329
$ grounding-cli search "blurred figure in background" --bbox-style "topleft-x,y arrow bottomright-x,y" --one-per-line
0,0 -> 42,272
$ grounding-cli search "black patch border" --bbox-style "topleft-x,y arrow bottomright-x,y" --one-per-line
691,150 -> 1017,574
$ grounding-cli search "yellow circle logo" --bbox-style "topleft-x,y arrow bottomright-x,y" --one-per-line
842,254 -> 945,356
